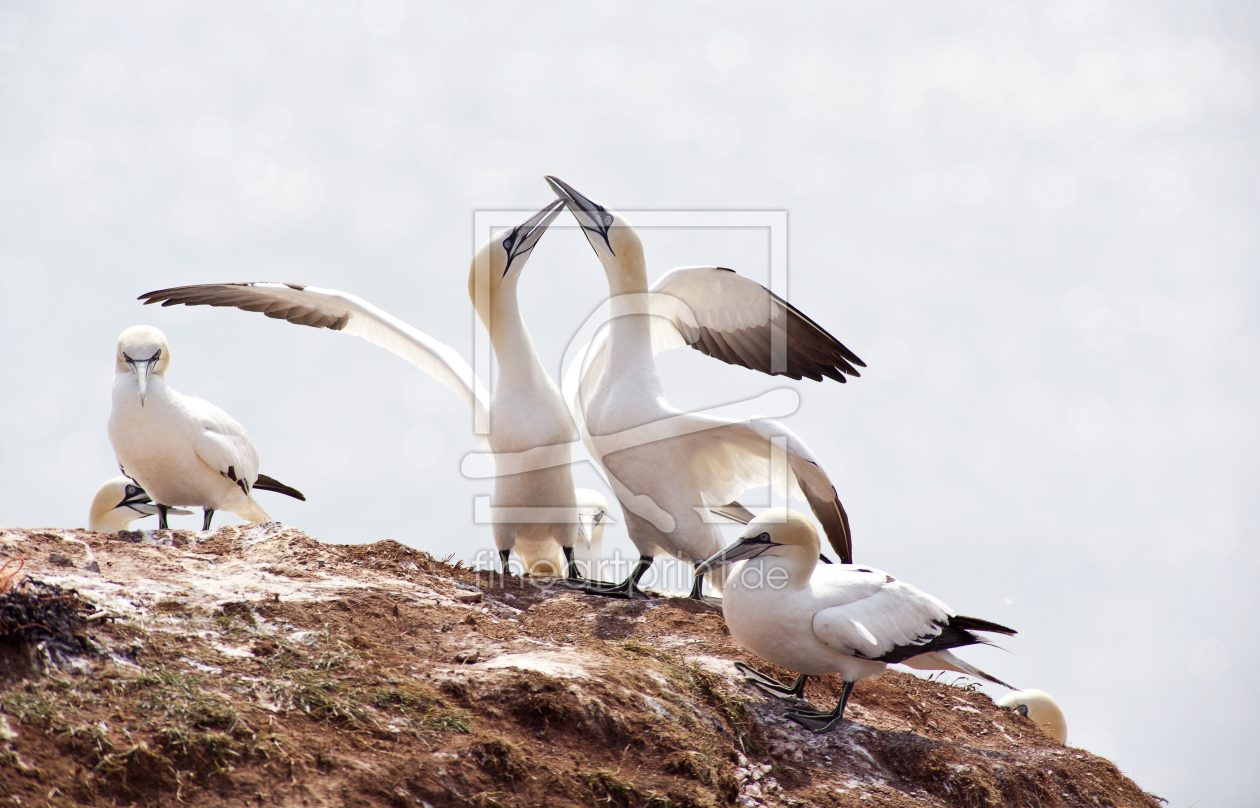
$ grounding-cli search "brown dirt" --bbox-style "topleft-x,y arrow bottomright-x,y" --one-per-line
0,524 -> 1162,808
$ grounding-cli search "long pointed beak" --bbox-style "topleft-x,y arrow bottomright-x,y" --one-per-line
543,175 -> 614,253
693,531 -> 781,577
577,516 -> 593,549
502,198 -> 565,276
135,360 -> 152,406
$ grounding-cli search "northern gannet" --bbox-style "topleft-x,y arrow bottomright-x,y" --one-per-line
88,476 -> 191,533
139,202 -> 587,578
107,326 -> 307,531
998,689 -> 1067,743
695,509 -> 1016,732
546,176 -> 859,599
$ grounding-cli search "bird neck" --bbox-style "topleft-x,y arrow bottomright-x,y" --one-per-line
601,246 -> 662,388
486,283 -> 549,390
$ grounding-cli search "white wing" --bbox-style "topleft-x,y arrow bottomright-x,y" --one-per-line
183,396 -> 262,493
811,570 -> 953,660
141,283 -> 490,447
564,267 -> 864,435
683,416 -> 853,562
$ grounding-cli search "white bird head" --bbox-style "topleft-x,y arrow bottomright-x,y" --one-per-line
88,476 -> 161,533
467,198 -> 565,324
116,325 -> 171,406
544,175 -> 647,294
997,689 -> 1068,744
694,508 -> 820,580
574,487 -> 609,549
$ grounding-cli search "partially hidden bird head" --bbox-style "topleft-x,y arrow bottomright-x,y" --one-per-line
543,175 -> 647,295
694,508 -> 821,584
574,487 -> 609,549
88,476 -> 160,533
997,689 -> 1068,744
116,325 -> 171,406
467,198 -> 565,326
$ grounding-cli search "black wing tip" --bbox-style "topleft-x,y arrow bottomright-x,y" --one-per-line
951,615 -> 1017,636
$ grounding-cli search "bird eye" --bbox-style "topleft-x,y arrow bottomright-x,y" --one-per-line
1015,704 -> 1029,717
502,237 -> 514,252
126,485 -> 139,496
602,214 -> 613,226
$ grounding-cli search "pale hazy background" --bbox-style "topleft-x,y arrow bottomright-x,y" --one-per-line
1,1 -> 1257,803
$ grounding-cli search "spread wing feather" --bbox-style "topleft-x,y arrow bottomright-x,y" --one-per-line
140,283 -> 490,449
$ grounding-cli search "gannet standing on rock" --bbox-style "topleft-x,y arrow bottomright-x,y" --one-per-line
107,326 -> 306,531
88,477 -> 192,533
547,176 -> 859,600
138,202 -> 587,579
695,510 -> 1016,733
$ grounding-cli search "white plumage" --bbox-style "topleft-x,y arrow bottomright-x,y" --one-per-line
998,689 -> 1068,743
695,509 -> 1016,732
140,202 -> 587,577
107,325 -> 302,531
87,476 -> 190,533
546,176 -> 856,599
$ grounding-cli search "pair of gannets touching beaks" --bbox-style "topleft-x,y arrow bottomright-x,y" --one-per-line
138,176 -> 860,593
696,509 -> 1021,733
107,325 -> 306,532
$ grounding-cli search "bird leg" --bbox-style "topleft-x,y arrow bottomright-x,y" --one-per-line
561,555 -> 653,600
687,564 -> 705,600
734,662 -> 811,703
157,505 -> 169,530
498,549 -> 513,577
202,508 -> 215,531
786,680 -> 855,733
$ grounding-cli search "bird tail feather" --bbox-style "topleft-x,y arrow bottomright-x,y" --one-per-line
253,474 -> 307,501
901,649 -> 1016,690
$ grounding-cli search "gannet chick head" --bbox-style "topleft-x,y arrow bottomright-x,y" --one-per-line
694,508 -> 820,586
997,689 -> 1068,743
467,198 -> 565,325
88,476 -> 160,533
544,176 -> 647,294
116,325 -> 171,406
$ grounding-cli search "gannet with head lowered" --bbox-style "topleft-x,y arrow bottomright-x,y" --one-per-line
546,176 -> 859,599
139,202 -> 588,578
695,509 -> 1016,733
108,326 -> 307,531
88,476 -> 192,533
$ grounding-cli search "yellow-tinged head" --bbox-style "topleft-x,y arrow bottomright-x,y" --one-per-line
88,476 -> 157,533
467,198 -> 565,327
115,325 -> 171,406
997,689 -> 1068,744
543,175 -> 647,295
693,508 -> 821,583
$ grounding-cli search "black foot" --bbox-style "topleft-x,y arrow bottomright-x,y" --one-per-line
735,663 -> 810,703
158,504 -> 169,530
687,567 -> 705,600
785,680 -> 854,734
202,508 -> 215,531
560,577 -> 650,600
498,549 -> 516,578
785,709 -> 846,733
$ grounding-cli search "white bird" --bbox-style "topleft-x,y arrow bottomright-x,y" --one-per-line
695,509 -> 1016,733
107,325 -> 306,531
139,202 -> 587,578
998,689 -> 1067,743
546,176 -> 860,600
88,476 -> 191,533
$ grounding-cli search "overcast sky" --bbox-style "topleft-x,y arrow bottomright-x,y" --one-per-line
1,1 -> 1257,803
